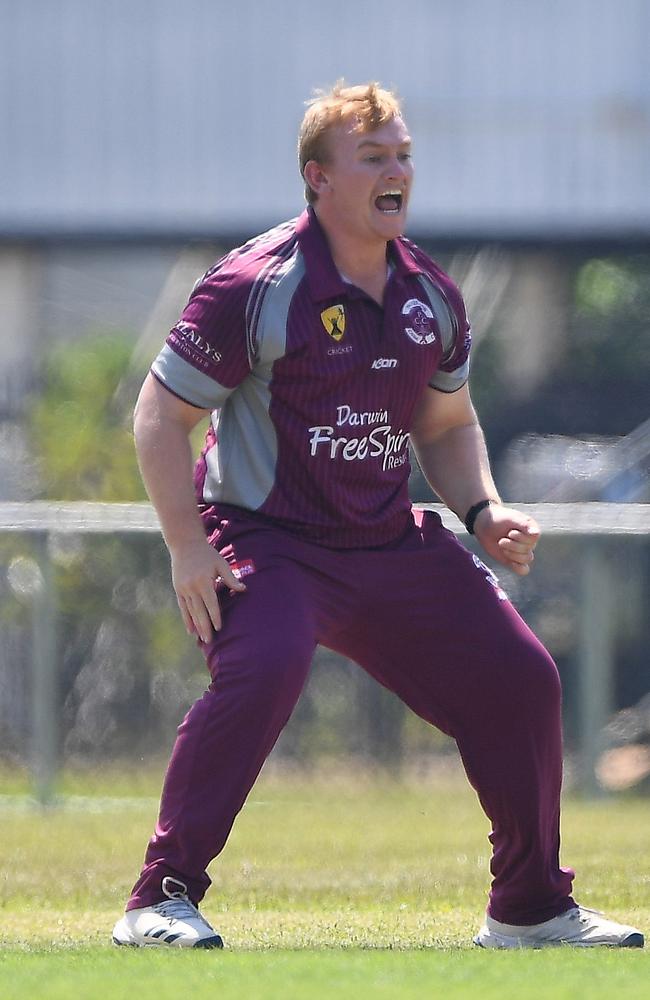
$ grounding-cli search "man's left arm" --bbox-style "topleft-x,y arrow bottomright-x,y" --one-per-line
410,384 -> 539,576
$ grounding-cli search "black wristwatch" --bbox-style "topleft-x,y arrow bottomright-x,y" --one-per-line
464,499 -> 493,535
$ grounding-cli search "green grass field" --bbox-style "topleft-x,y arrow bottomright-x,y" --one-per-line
1,762 -> 649,998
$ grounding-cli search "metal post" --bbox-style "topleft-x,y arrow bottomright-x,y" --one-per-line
577,539 -> 614,795
31,532 -> 58,806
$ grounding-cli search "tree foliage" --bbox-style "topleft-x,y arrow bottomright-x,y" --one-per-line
572,255 -> 650,382
30,333 -> 147,501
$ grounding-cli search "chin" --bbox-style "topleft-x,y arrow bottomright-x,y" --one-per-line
373,215 -> 405,240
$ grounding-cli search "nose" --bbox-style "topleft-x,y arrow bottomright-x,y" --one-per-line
385,156 -> 409,182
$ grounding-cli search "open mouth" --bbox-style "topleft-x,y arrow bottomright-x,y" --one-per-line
375,190 -> 403,214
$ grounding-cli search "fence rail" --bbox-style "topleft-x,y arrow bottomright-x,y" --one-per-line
1,500 -> 648,534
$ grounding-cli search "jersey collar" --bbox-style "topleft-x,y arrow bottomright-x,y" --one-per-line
388,234 -> 427,278
296,207 -> 425,302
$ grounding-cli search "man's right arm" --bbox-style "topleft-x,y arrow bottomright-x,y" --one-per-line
133,372 -> 245,642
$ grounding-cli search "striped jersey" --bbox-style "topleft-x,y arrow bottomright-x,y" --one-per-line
151,207 -> 471,548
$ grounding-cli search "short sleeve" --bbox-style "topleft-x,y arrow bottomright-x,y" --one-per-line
427,270 -> 472,394
429,310 -> 471,393
151,261 -> 252,410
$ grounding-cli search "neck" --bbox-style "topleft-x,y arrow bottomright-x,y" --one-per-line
332,241 -> 388,284
314,207 -> 390,303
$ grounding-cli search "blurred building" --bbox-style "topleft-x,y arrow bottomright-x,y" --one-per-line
2,0 -> 649,242
0,0 -> 648,492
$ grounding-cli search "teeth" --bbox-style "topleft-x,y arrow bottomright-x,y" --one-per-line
376,190 -> 403,214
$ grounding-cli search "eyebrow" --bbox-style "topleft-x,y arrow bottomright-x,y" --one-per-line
357,139 -> 412,149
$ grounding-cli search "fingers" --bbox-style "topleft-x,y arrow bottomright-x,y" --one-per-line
475,507 -> 541,577
524,517 -> 541,539
497,529 -> 536,575
182,574 -> 248,642
190,583 -> 224,640
505,528 -> 538,552
177,596 -> 197,636
178,581 -> 227,642
172,546 -> 247,643
506,558 -> 532,577
218,562 -> 247,593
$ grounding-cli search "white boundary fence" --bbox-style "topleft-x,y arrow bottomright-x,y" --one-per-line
1,501 -> 649,803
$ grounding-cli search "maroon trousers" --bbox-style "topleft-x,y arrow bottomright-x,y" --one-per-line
128,510 -> 575,924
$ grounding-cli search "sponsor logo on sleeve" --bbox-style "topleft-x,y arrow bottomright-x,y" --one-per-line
320,305 -> 346,341
402,298 -> 437,345
172,322 -> 222,365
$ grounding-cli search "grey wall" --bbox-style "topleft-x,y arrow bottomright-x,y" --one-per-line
1,0 -> 648,239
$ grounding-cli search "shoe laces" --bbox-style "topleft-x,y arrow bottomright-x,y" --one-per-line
153,897 -> 201,923
571,906 -> 603,924
154,876 -> 202,924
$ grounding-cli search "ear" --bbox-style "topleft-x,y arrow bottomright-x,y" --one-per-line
303,160 -> 330,199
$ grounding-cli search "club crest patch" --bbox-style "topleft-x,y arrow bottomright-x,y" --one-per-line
321,304 -> 346,341
402,298 -> 437,345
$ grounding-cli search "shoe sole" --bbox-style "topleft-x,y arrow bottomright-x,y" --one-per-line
113,934 -> 223,949
474,932 -> 644,949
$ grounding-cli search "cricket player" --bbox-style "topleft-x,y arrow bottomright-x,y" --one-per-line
113,83 -> 643,950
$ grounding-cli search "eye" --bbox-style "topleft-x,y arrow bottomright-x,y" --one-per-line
364,155 -> 382,163
398,152 -> 412,162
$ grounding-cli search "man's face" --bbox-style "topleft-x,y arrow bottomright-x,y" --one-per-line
314,115 -> 413,245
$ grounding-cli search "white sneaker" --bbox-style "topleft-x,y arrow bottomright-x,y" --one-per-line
112,876 -> 223,949
474,906 -> 644,949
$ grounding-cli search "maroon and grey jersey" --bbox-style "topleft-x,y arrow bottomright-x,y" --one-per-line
151,208 -> 471,548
